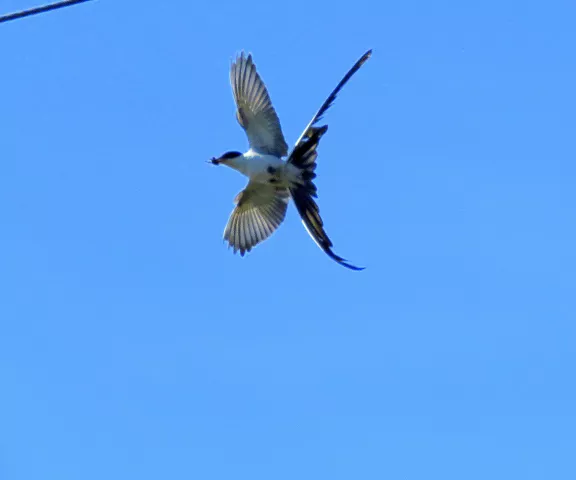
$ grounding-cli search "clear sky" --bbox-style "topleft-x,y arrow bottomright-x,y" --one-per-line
1,1 -> 575,479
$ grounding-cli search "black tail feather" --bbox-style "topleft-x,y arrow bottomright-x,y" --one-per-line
285,50 -> 371,271
288,129 -> 364,271
290,184 -> 364,271
289,125 -> 327,198
291,50 -> 372,150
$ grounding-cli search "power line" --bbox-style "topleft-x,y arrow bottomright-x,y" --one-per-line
0,0 -> 92,24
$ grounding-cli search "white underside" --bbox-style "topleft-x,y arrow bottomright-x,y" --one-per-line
226,149 -> 301,186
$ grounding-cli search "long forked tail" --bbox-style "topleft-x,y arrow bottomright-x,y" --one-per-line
288,126 -> 364,271
286,50 -> 371,271
291,50 -> 372,149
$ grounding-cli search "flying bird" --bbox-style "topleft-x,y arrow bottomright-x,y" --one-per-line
210,50 -> 372,270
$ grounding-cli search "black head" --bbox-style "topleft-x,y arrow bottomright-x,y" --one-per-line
211,151 -> 242,165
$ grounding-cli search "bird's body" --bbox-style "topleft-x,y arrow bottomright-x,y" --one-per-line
210,50 -> 372,270
224,149 -> 300,187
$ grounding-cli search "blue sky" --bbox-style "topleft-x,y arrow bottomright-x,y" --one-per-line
1,0 -> 575,478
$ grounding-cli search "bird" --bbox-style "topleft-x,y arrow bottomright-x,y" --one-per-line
210,50 -> 372,270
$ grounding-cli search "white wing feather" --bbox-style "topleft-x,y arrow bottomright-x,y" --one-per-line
223,181 -> 289,255
230,53 -> 288,157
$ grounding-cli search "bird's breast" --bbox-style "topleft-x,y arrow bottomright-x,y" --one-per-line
230,152 -> 286,182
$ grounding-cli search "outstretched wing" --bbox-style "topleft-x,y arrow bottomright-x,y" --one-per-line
223,181 -> 290,256
230,53 -> 288,157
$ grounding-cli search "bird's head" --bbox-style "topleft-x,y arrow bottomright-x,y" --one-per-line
210,151 -> 243,165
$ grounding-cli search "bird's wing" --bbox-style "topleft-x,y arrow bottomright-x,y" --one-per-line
223,181 -> 290,256
230,52 -> 288,157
